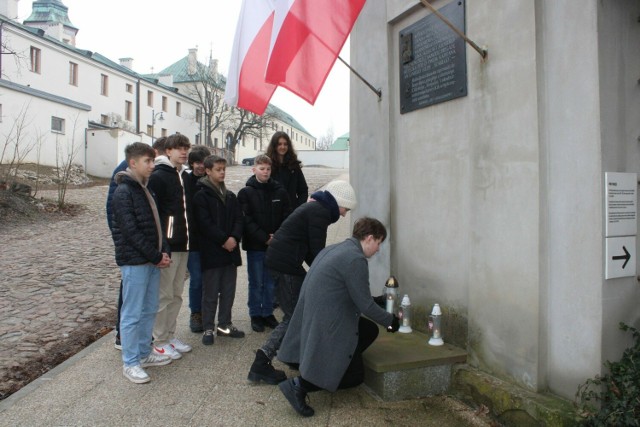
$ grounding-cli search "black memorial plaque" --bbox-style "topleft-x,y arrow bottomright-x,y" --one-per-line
400,0 -> 467,114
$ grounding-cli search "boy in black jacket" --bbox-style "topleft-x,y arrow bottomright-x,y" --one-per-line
110,142 -> 172,384
248,180 -> 357,384
193,155 -> 245,345
238,155 -> 291,333
185,145 -> 211,333
148,134 -> 193,360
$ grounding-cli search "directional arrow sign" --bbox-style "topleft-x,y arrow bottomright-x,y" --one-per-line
606,237 -> 636,279
612,246 -> 631,269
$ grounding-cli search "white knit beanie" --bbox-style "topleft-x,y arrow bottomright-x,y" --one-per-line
326,180 -> 357,210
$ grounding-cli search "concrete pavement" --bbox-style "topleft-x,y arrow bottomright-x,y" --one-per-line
0,168 -> 491,426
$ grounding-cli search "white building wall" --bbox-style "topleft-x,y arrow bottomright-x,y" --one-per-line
1,20 -> 201,173
85,128 -> 147,178
297,150 -> 349,169
351,0 -> 640,399
0,87 -> 89,170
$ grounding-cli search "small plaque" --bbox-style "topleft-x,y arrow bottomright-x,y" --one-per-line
399,0 -> 467,113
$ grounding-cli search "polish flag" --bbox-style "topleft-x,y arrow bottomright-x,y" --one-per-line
265,0 -> 367,105
225,0 -> 277,115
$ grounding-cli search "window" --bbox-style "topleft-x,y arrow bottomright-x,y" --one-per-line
147,125 -> 153,136
100,114 -> 108,125
254,138 -> 257,150
147,91 -> 154,107
101,74 -> 109,96
195,108 -> 201,124
126,83 -> 133,93
51,116 -> 65,134
176,101 -> 181,117
161,128 -> 167,137
69,62 -> 78,86
125,101 -> 132,121
162,96 -> 168,112
30,46 -> 41,73
214,137 -> 218,147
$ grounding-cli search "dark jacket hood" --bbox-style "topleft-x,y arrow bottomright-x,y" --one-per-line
310,190 -> 340,223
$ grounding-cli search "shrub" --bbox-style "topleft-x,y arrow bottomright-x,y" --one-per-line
575,323 -> 640,426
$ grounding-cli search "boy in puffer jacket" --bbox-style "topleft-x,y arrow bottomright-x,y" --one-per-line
237,154 -> 291,333
110,142 -> 172,384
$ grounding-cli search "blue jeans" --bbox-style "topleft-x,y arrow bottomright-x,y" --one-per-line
261,271 -> 305,360
187,251 -> 202,314
119,264 -> 160,367
247,251 -> 275,317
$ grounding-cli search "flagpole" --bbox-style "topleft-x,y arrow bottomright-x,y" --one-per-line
419,0 -> 488,60
337,56 -> 382,101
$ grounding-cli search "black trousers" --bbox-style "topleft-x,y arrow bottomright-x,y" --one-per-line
300,316 -> 379,392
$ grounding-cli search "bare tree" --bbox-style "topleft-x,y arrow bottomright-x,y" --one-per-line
54,114 -> 82,207
226,107 -> 281,160
31,129 -> 45,197
183,60 -> 234,147
316,125 -> 335,151
1,21 -> 27,79
0,101 -> 37,182
109,113 -> 136,134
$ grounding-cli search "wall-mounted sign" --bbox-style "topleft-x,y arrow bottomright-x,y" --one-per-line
605,172 -> 637,237
605,236 -> 636,279
399,0 -> 467,114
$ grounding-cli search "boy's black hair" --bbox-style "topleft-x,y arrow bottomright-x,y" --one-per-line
188,145 -> 212,168
203,154 -> 227,169
152,137 -> 167,156
125,142 -> 155,162
352,217 -> 387,242
164,134 -> 191,150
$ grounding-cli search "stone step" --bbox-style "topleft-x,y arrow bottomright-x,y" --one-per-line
362,325 -> 467,401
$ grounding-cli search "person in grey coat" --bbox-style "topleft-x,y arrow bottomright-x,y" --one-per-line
277,217 -> 400,417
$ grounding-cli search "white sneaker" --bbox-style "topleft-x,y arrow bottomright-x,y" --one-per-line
170,337 -> 192,353
141,351 -> 172,368
123,365 -> 150,384
154,343 -> 182,360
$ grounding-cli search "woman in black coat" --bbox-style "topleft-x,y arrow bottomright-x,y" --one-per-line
266,131 -> 308,209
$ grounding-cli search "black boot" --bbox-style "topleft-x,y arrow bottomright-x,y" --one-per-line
262,315 -> 279,329
247,349 -> 287,385
251,316 -> 265,332
278,377 -> 314,417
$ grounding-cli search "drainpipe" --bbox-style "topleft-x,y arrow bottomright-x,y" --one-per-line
136,78 -> 141,135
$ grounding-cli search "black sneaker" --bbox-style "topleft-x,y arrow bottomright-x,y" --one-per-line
217,324 -> 245,338
202,330 -> 214,346
114,336 -> 122,351
190,312 -> 204,333
279,377 -> 314,417
262,315 -> 279,329
251,316 -> 265,332
247,349 -> 287,384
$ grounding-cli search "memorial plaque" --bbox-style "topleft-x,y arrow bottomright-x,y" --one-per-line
399,0 -> 467,113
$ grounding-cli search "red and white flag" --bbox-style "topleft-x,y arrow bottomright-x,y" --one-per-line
225,0 -> 277,115
265,0 -> 367,105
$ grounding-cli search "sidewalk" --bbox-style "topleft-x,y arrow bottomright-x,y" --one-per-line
0,185 -> 490,426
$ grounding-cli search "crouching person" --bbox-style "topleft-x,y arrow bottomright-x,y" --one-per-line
110,142 -> 172,384
277,217 -> 399,416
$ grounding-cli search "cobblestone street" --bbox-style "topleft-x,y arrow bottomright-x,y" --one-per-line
0,165 -> 348,399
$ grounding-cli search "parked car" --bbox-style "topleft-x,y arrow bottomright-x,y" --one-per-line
242,157 -> 255,166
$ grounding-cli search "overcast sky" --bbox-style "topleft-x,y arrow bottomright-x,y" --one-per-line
16,0 -> 350,139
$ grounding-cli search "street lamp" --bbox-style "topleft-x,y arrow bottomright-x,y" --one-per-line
151,109 -> 164,141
